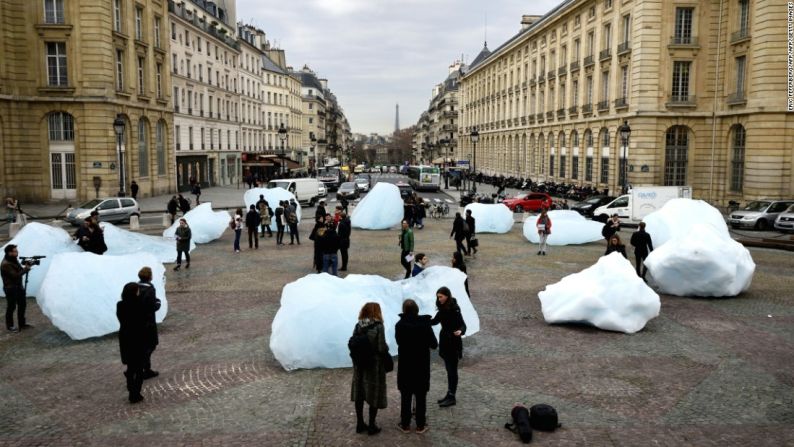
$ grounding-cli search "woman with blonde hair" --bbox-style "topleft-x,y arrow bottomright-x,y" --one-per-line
350,302 -> 390,435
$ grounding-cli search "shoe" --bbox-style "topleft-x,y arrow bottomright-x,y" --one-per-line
129,394 -> 144,404
185,263 -> 190,269
142,370 -> 159,380
416,425 -> 429,434
537,251 -> 542,255
367,425 -> 381,435
439,396 -> 456,407
289,242 -> 294,245
340,268 -> 347,271
355,421 -> 368,434
20,324 -> 33,330
542,251 -> 546,256
7,326 -> 18,333
297,242 -> 301,245
173,265 -> 181,271
437,393 -> 450,404
397,423 -> 411,434
235,250 -> 240,253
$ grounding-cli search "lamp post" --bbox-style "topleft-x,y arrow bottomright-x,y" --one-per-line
278,123 -> 287,177
441,138 -> 450,189
618,120 -> 631,194
469,127 -> 479,192
310,136 -> 316,176
113,114 -> 126,197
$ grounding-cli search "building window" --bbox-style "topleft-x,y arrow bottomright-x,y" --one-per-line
672,61 -> 691,101
171,22 -> 176,40
46,42 -> 68,86
186,58 -> 191,78
730,125 -> 745,192
586,76 -> 593,104
738,0 -> 749,35
572,80 -> 579,105
601,71 -> 609,101
154,17 -> 161,48
585,156 -> 593,181
113,0 -> 122,32
188,126 -> 193,150
587,31 -> 594,56
155,63 -> 162,98
138,119 -> 149,177
156,121 -> 166,175
549,153 -> 555,176
600,156 -> 609,184
115,49 -> 124,91
603,24 -> 612,50
620,65 -> 629,99
173,87 -> 178,112
674,8 -> 694,44
175,125 -> 180,150
44,0 -> 65,24
137,57 -> 145,94
604,0 -> 612,10
664,126 -> 689,186
735,56 -> 746,95
560,154 -> 566,178
135,7 -> 143,40
48,112 -> 74,141
622,14 -> 631,44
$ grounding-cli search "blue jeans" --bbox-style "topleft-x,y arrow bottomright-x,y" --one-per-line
322,254 -> 338,276
234,229 -> 242,251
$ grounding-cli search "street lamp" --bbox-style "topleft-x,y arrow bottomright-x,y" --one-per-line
619,120 -> 631,194
310,136 -> 316,176
441,138 -> 450,189
113,114 -> 126,197
469,127 -> 479,192
278,123 -> 288,177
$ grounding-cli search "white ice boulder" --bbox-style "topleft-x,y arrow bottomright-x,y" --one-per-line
644,223 -> 755,297
243,187 -> 302,231
642,198 -> 729,247
163,202 -> 229,243
37,252 -> 167,340
539,252 -> 660,333
101,222 -> 195,263
463,203 -> 514,233
351,182 -> 403,230
269,266 -> 479,370
523,210 -> 604,245
0,222 -> 82,298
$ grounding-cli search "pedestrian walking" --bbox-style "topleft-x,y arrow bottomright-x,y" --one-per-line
309,217 -> 325,273
173,218 -> 191,271
287,204 -> 300,245
2,244 -> 31,332
351,302 -> 389,436
130,180 -> 139,200
414,198 -> 426,229
602,214 -> 621,254
166,196 -> 178,225
431,286 -> 466,408
411,253 -> 428,277
116,282 -> 147,403
399,220 -> 414,279
338,211 -> 351,271
630,222 -> 654,279
536,208 -> 552,256
256,195 -> 273,237
465,209 -> 477,254
395,299 -> 438,434
275,201 -> 286,245
315,200 -> 327,222
340,196 -> 349,215
178,194 -> 191,215
451,252 -> 470,297
232,208 -> 243,253
403,198 -> 415,228
605,234 -> 628,258
192,183 -> 202,205
450,213 -> 469,256
136,267 -> 161,381
320,215 -> 340,276
245,205 -> 260,250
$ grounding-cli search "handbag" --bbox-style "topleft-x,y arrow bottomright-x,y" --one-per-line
470,237 -> 479,248
383,352 -> 394,372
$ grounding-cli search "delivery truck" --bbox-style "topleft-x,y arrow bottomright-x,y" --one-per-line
592,186 -> 692,224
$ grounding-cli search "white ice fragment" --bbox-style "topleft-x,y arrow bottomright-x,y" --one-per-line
523,210 -> 604,245
0,222 -> 82,298
102,222 -> 195,263
37,252 -> 167,340
351,182 -> 403,230
243,187 -> 302,231
642,198 -> 729,248
269,266 -> 479,371
644,223 -> 755,297
463,203 -> 514,234
163,202 -> 229,243
538,252 -> 660,333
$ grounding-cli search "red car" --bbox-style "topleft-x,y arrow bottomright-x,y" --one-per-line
502,193 -> 552,212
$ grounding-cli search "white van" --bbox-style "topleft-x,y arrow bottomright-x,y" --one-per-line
592,186 -> 692,224
268,178 -> 325,205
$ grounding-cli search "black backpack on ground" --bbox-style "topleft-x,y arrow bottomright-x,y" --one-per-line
504,405 -> 532,443
348,325 -> 374,368
530,404 -> 561,431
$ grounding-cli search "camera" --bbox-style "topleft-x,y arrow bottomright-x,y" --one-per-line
20,255 -> 46,266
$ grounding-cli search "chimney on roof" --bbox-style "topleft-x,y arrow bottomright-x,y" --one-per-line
320,79 -> 328,90
521,15 -> 542,30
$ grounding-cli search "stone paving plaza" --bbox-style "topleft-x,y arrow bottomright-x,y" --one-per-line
1,218 -> 793,446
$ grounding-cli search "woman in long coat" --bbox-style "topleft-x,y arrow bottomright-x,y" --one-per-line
117,282 -> 146,403
396,299 -> 438,433
431,286 -> 467,408
350,302 -> 389,435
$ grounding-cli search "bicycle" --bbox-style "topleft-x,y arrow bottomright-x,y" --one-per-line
431,202 -> 449,219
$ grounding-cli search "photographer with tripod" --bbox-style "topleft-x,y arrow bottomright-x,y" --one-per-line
2,244 -> 33,332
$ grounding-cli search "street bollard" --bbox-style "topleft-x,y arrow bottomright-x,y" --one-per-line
9,222 -> 23,238
162,213 -> 171,227
129,214 -> 140,230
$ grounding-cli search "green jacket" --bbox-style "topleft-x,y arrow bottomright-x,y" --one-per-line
400,228 -> 414,252
175,226 -> 192,251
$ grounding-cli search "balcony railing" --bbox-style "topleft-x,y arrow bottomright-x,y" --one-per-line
527,115 -> 535,124
617,41 -> 631,55
536,113 -> 545,123
558,65 -> 567,75
547,70 -> 556,80
731,28 -> 750,43
530,77 -> 537,86
570,60 -> 580,72
582,103 -> 593,114
538,73 -> 546,83
522,81 -> 527,88
669,36 -> 698,46
614,97 -> 628,109
599,48 -> 611,61
568,105 -> 578,115
597,100 -> 609,111
557,108 -> 566,118
726,92 -> 746,105
546,111 -> 555,120
584,55 -> 595,67
667,94 -> 697,106
521,117 -> 527,125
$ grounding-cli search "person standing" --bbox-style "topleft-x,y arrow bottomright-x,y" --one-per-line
287,205 -> 300,245
451,252 -> 470,297
450,213 -> 468,256
536,208 -> 552,256
465,209 -> 477,254
192,183 -> 202,205
275,201 -> 286,245
399,220 -> 414,279
315,200 -> 327,222
395,299 -> 438,434
130,181 -> 139,200
411,253 -> 428,277
338,211 -> 351,271
309,218 -> 325,273
340,196 -> 349,215
5,197 -> 18,223
178,194 -> 191,215
116,282 -> 146,403
167,196 -> 179,225
136,267 -> 161,380
602,214 -> 621,254
630,222 -> 654,279
256,195 -> 273,238
414,198 -> 426,230
403,198 -> 415,228
232,208 -> 243,253
605,234 -> 628,258
173,218 -> 191,271
431,286 -> 466,408
351,302 -> 389,436
245,205 -> 261,250
320,215 -> 340,276
1,244 -> 31,332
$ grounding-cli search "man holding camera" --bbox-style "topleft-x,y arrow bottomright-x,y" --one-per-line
2,244 -> 31,332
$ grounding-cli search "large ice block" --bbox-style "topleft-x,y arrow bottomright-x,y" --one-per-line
102,222 -> 195,263
163,202 -> 229,243
523,210 -> 604,245
642,198 -> 729,247
350,182 -> 404,230
463,203 -> 514,234
243,187 -> 302,231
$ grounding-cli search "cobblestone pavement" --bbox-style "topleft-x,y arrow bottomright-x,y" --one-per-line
1,218 -> 793,446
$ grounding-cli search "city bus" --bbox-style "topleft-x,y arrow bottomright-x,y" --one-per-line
406,165 -> 441,191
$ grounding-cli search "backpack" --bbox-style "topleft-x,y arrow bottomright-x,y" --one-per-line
348,325 -> 374,368
229,219 -> 236,230
530,404 -> 560,431
287,210 -> 298,225
504,405 -> 532,443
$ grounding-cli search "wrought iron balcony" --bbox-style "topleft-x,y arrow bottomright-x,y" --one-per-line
614,97 -> 628,109
666,94 -> 697,107
584,55 -> 595,67
547,70 -> 556,80
582,103 -> 593,114
558,65 -> 567,76
597,100 -> 609,111
570,61 -> 580,72
536,113 -> 545,123
731,28 -> 750,44
530,77 -> 537,86
726,92 -> 746,105
546,110 -> 555,120
557,108 -> 566,118
538,73 -> 546,83
617,41 -> 631,55
568,105 -> 578,115
527,115 -> 535,125
669,36 -> 698,47
599,48 -> 611,61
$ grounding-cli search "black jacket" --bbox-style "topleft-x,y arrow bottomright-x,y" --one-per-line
245,210 -> 261,228
451,216 -> 466,241
136,281 -> 162,349
275,207 -> 284,226
318,227 -> 340,255
1,256 -> 24,289
395,314 -> 438,393
465,215 -> 476,235
602,220 -> 620,239
630,230 -> 654,256
178,197 -> 190,213
167,199 -> 178,214
605,243 -> 628,258
315,205 -> 326,220
337,217 -> 351,249
431,297 -> 467,359
87,225 -> 107,255
117,283 -> 149,365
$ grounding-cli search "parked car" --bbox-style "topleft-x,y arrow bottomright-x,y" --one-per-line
774,204 -> 794,232
571,195 -> 616,217
336,182 -> 360,200
354,174 -> 371,192
67,197 -> 140,225
502,192 -> 553,213
396,181 -> 413,199
389,166 -> 398,173
728,199 -> 794,230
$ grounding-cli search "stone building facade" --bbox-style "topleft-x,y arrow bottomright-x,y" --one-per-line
459,0 -> 793,205
414,61 -> 465,165
0,0 -> 174,201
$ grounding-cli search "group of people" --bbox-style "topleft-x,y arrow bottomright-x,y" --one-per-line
309,202 -> 352,276
450,210 -> 478,257
601,214 -> 654,278
73,211 -> 107,255
166,194 -> 192,225
403,195 -> 427,230
228,198 -> 300,253
350,286 -> 467,435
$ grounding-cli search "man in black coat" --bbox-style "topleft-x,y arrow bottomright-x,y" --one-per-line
450,213 -> 468,256
315,200 -> 326,222
464,209 -> 477,255
178,194 -> 190,215
245,204 -> 260,249
136,267 -> 161,380
396,299 -> 438,433
117,282 -> 147,403
167,196 -> 179,225
2,244 -> 31,332
630,221 -> 654,279
337,212 -> 352,271
319,215 -> 340,276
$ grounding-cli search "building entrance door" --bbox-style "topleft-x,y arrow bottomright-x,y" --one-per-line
50,152 -> 76,200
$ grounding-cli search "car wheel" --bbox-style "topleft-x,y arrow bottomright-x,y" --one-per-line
755,219 -> 769,231
515,205 -> 524,213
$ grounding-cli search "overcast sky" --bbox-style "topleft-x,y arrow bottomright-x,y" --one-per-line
236,0 -> 559,135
